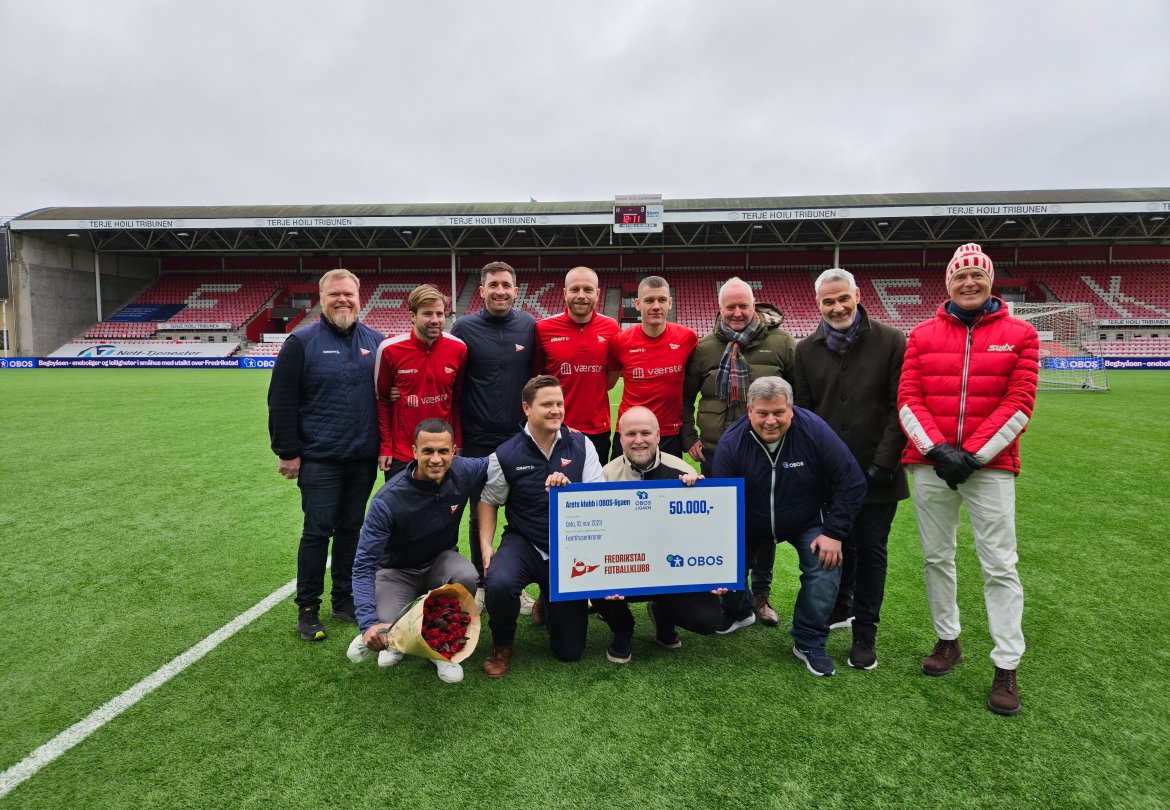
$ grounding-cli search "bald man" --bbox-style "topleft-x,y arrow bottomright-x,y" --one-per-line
533,266 -> 620,461
594,406 -> 725,664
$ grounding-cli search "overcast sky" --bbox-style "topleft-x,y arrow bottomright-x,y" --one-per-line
2,1 -> 1168,218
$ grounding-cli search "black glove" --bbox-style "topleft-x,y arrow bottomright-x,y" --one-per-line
865,464 -> 894,488
926,443 -> 980,490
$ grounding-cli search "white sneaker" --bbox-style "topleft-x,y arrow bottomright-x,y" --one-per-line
346,634 -> 372,663
519,590 -> 536,615
715,612 -> 756,635
475,587 -> 486,613
433,659 -> 464,683
378,647 -> 404,668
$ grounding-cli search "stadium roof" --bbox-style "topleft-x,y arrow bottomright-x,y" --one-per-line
7,187 -> 1170,253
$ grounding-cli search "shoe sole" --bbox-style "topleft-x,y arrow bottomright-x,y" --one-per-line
756,614 -> 780,628
483,667 -> 509,679
922,655 -> 963,676
330,611 -> 357,623
715,614 -> 756,635
848,656 -> 878,671
655,638 -> 683,650
829,616 -> 854,630
987,699 -> 1021,716
299,630 -> 326,641
605,651 -> 632,664
792,646 -> 835,677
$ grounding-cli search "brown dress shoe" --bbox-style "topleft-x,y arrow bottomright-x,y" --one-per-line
922,638 -> 963,676
531,596 -> 547,626
987,667 -> 1021,715
753,594 -> 779,627
483,645 -> 513,679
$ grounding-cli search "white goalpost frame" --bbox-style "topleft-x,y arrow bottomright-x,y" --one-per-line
1009,302 -> 1110,391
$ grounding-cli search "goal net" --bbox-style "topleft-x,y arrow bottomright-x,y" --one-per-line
1009,302 -> 1109,391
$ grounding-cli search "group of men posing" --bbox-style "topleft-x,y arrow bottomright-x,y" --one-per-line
268,242 -> 1038,715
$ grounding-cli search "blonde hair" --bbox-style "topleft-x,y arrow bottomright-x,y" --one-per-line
319,268 -> 360,291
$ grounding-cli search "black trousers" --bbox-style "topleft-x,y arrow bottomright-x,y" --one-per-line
594,591 -> 724,638
295,458 -> 377,609
832,501 -> 898,640
483,533 -> 589,660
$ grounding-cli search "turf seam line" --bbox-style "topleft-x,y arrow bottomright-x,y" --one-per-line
0,577 -> 299,799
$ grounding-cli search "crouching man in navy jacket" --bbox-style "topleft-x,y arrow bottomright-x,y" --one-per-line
346,418 -> 486,684
714,376 -> 866,677
478,375 -> 605,678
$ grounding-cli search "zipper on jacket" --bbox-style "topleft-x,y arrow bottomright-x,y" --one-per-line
748,429 -> 784,541
949,310 -> 985,445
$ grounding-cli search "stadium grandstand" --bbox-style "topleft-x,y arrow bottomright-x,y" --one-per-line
2,188 -> 1169,371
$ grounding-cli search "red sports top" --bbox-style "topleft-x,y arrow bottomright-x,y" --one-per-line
607,322 -> 698,436
533,310 -> 620,434
374,332 -> 467,462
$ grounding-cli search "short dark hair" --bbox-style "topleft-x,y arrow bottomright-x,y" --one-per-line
638,275 -> 670,297
522,374 -> 562,406
480,261 -> 517,287
413,418 -> 454,443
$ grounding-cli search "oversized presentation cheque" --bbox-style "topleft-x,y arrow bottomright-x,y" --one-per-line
549,479 -> 744,602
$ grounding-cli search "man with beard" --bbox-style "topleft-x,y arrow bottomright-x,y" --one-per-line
268,269 -> 384,641
374,284 -> 467,480
594,406 -> 725,664
346,419 -> 486,684
792,268 -> 907,671
450,262 -> 538,612
533,266 -> 620,462
682,277 -> 796,630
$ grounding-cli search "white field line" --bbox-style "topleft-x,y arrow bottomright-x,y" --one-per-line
0,577 -> 301,799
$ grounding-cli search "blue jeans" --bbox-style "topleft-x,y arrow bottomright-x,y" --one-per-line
296,458 -> 377,610
722,524 -> 840,651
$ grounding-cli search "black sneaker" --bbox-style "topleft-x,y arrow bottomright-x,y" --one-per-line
606,634 -> 633,664
330,601 -> 357,623
848,636 -> 878,670
647,602 -> 682,650
297,606 -> 326,641
827,605 -> 854,630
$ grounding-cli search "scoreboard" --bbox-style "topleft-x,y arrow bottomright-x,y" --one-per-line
613,194 -> 663,233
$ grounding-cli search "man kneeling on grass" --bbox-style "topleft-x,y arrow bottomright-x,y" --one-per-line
595,406 -> 726,664
478,375 -> 605,678
346,418 -> 486,684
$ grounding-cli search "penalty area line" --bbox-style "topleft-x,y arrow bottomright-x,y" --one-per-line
0,577 -> 300,799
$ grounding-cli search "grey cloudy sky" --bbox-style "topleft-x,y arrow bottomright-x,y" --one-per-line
2,1 -> 1168,217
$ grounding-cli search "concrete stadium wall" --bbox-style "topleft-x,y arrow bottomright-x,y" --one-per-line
9,234 -> 158,355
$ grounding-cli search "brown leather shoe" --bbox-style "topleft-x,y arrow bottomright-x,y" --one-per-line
531,596 -> 547,626
753,594 -> 779,627
922,638 -> 963,676
987,667 -> 1021,715
483,645 -> 513,679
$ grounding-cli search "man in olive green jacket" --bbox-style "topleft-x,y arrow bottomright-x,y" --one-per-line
791,267 -> 908,671
681,277 -> 797,628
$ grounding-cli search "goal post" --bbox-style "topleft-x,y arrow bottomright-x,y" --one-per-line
1009,302 -> 1109,391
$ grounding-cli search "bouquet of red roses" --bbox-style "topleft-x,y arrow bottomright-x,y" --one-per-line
384,582 -> 481,664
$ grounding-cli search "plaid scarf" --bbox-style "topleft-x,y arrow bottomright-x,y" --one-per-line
823,315 -> 862,356
716,317 -> 758,404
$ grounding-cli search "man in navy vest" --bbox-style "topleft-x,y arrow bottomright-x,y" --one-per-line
477,375 -> 605,678
268,269 -> 384,642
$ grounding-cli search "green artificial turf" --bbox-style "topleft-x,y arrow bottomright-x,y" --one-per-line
1,369 -> 1167,808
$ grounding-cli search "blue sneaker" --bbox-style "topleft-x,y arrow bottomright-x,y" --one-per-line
793,645 -> 836,677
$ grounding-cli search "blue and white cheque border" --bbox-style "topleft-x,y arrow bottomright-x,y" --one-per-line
549,479 -> 744,602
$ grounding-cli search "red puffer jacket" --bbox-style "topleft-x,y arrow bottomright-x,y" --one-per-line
898,299 -> 1039,475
